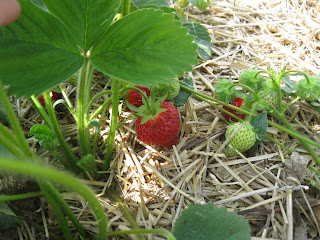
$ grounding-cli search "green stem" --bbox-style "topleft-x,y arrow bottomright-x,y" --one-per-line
89,98 -> 113,122
309,165 -> 320,177
44,181 -> 87,239
0,124 -> 25,158
0,157 -> 108,240
0,81 -> 32,157
59,84 -> 77,121
104,79 -> 120,171
29,96 -> 53,128
122,0 -> 131,16
85,91 -> 112,122
78,58 -> 94,156
43,91 -> 79,172
38,181 -> 73,240
105,229 -> 175,240
0,191 -> 43,202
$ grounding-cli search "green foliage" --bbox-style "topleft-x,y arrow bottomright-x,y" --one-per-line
214,78 -> 237,103
0,202 -> 22,229
173,202 -> 251,240
91,8 -> 198,88
184,22 -> 212,60
247,113 -> 267,153
0,0 -> 198,98
77,154 -> 97,173
238,68 -> 263,90
174,77 -> 194,107
29,124 -> 58,152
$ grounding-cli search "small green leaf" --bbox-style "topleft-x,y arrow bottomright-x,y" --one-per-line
184,22 -> 212,60
281,75 -> 296,94
239,68 -> 264,91
173,202 -> 251,240
194,0 -> 211,11
214,78 -> 236,103
90,120 -> 100,135
247,113 -> 267,153
91,9 -> 198,87
0,202 -> 22,229
77,154 -> 97,173
174,77 -> 193,107
29,124 -> 58,152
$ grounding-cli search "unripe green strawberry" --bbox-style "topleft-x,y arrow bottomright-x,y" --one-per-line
259,92 -> 278,107
226,122 -> 257,156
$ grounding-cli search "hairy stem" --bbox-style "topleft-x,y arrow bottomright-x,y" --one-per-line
104,79 -> 120,171
77,58 -> 94,156
44,91 -> 79,172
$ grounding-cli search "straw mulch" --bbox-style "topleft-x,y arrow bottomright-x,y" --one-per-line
8,0 -> 320,239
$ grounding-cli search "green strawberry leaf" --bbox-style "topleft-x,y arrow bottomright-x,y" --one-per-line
152,78 -> 180,100
247,113 -> 267,153
183,22 -> 212,60
214,78 -> 236,103
42,0 -> 120,51
238,68 -> 264,91
281,75 -> 296,95
77,154 -> 97,173
29,124 -> 58,152
91,9 -> 198,88
0,202 -> 22,229
174,77 -> 193,107
173,202 -> 251,240
0,0 -> 83,98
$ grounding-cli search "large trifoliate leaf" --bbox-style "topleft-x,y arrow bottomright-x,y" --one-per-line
91,9 -> 198,87
0,0 -> 83,98
42,0 -> 120,51
173,202 -> 251,240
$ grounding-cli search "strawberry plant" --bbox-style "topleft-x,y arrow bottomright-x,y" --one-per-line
0,0 -> 203,238
180,66 -> 320,168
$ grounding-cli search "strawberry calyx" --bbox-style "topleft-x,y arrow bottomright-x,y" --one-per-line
294,75 -> 320,101
130,90 -> 167,124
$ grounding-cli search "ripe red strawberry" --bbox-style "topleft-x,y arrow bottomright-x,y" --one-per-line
126,86 -> 150,110
38,86 -> 61,106
223,96 -> 246,122
135,101 -> 180,149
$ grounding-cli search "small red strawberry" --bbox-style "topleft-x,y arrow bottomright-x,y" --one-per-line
126,86 -> 150,110
135,100 -> 180,149
38,86 -> 61,106
223,96 -> 246,122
